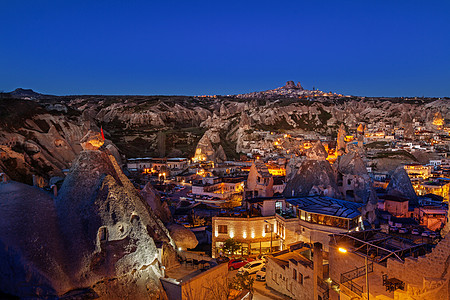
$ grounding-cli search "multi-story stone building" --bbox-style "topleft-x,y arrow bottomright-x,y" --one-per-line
212,195 -> 364,257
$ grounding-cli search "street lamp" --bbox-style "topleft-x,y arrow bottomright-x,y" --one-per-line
338,247 -> 369,300
264,220 -> 273,253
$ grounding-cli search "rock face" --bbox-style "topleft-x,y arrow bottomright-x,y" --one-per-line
386,166 -> 419,204
0,181 -> 70,297
193,128 -> 227,163
0,148 -> 178,299
167,224 -> 198,250
337,151 -> 378,222
141,182 -> 173,224
283,159 -> 340,198
0,98 -> 122,185
305,140 -> 328,160
337,123 -> 347,155
80,130 -> 104,150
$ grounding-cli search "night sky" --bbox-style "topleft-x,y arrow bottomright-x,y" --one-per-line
1,0 -> 449,97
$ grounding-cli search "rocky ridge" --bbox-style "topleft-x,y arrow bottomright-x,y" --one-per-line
1,84 -> 449,181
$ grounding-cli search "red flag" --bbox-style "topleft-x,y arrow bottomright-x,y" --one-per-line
101,126 -> 105,140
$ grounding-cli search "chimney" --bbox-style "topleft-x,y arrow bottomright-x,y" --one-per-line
50,184 -> 57,197
313,242 -> 324,300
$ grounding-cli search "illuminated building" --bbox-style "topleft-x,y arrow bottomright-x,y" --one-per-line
246,160 -> 274,198
379,195 -> 409,217
415,179 -> 450,202
212,196 -> 363,257
404,164 -> 432,180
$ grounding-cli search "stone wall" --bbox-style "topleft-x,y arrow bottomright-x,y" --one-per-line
181,263 -> 229,300
386,234 -> 450,298
212,216 -> 276,258
266,254 -> 314,300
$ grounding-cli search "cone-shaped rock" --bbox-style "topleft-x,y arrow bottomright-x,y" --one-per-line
305,140 -> 328,160
284,142 -> 339,198
53,149 -> 177,297
386,166 -> 418,204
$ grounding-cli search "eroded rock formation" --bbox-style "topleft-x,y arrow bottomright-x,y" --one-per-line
0,147 -> 178,299
284,141 -> 340,198
386,166 -> 419,204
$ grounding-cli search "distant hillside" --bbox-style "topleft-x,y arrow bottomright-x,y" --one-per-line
8,88 -> 52,99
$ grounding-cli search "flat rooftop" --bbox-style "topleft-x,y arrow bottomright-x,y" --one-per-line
165,263 -> 212,283
271,247 -> 313,269
330,229 -> 433,265
286,195 -> 364,219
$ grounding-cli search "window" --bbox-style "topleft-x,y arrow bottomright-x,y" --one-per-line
299,272 -> 303,284
293,269 -> 297,281
218,225 -> 228,234
265,223 -> 273,233
99,227 -> 108,242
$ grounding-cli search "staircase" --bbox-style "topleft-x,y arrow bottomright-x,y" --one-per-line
340,262 -> 373,296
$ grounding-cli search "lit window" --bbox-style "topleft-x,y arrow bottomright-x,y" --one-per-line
218,225 -> 228,234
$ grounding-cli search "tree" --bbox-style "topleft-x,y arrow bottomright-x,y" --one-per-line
229,272 -> 254,293
222,238 -> 241,255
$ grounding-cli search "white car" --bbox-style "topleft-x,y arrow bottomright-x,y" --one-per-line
256,266 -> 266,281
411,229 -> 420,235
399,228 -> 408,234
238,260 -> 265,275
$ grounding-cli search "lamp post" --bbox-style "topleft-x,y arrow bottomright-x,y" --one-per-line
339,247 -> 369,300
264,220 -> 273,253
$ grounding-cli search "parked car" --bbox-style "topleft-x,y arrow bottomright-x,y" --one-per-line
257,254 -> 269,263
411,229 -> 420,235
429,232 -> 438,239
228,258 -> 253,271
389,226 -> 398,233
399,228 -> 408,234
256,266 -> 266,281
422,231 -> 431,237
238,260 -> 265,275
216,256 -> 230,264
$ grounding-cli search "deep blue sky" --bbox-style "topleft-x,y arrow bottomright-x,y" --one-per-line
1,1 -> 450,97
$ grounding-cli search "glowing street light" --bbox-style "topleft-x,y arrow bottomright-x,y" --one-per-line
338,247 -> 369,299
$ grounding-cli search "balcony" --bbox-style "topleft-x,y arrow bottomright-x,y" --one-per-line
276,209 -> 298,220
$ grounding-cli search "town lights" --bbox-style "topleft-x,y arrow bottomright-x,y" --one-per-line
338,247 -> 347,253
